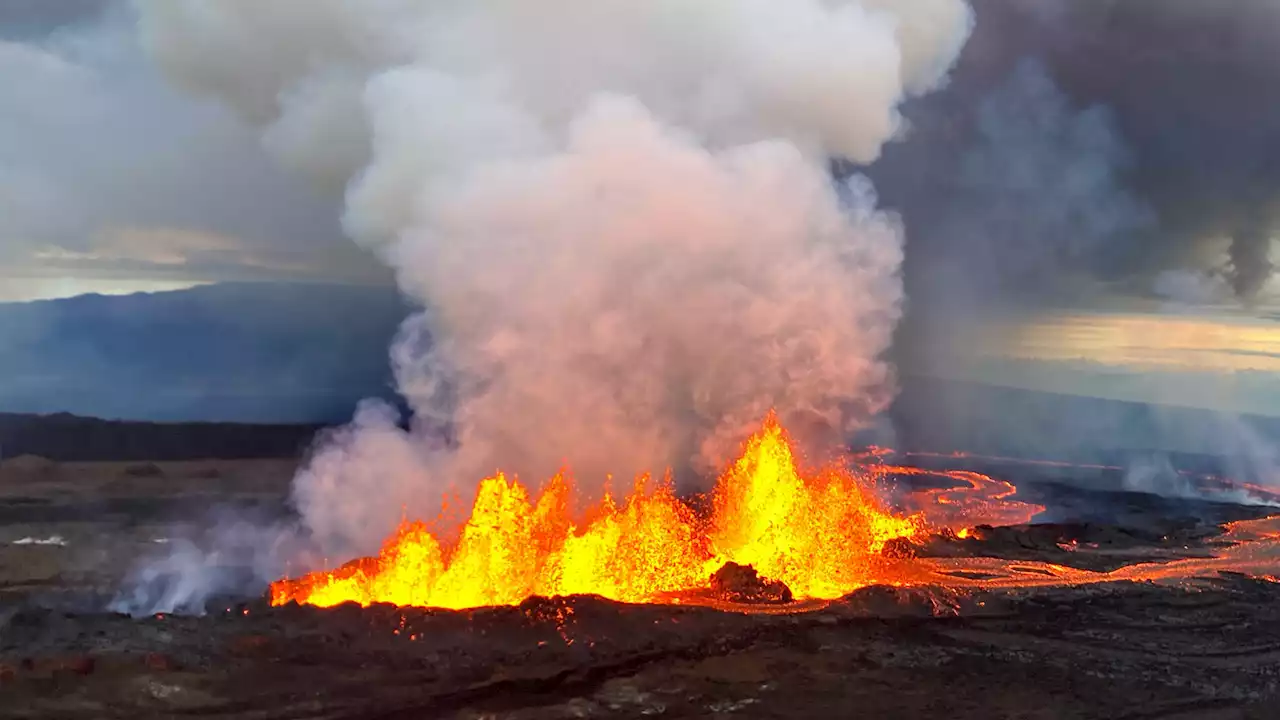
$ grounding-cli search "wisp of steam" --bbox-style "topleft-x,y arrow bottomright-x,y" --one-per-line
113,0 -> 976,613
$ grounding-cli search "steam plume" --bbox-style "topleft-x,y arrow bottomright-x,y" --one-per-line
1227,218 -> 1276,302
958,0 -> 1280,303
133,0 -> 973,557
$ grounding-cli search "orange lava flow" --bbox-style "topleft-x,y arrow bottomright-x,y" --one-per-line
882,465 -> 1045,531
903,450 -> 1280,507
271,415 -> 927,610
920,515 -> 1280,590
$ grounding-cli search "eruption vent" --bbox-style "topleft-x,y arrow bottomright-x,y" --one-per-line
271,415 -> 921,609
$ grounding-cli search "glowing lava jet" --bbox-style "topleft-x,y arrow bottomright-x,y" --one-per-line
272,415 -> 934,610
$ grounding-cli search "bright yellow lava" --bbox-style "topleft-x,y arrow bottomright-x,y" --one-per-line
271,414 -> 923,610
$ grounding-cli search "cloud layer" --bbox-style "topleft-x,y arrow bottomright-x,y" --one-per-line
0,4 -> 384,291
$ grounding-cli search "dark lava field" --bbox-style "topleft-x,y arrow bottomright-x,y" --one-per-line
3,448 -> 1280,718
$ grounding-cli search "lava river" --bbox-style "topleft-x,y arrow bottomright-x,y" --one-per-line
270,415 -> 1280,611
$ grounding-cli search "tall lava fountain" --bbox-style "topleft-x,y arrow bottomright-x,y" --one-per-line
133,1 -> 975,565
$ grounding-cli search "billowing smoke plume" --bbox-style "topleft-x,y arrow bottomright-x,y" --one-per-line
1227,218 -> 1276,302
915,57 -> 1152,304
924,0 -> 1280,304
865,2 -> 1280,510
109,510 -> 321,616
877,55 -> 1153,384
132,1 -> 975,558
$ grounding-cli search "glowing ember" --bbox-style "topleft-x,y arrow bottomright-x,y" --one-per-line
272,414 -> 925,609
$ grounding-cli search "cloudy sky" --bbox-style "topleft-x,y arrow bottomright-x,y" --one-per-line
0,0 -> 388,301
931,303 -> 1280,416
3,0 -> 1280,423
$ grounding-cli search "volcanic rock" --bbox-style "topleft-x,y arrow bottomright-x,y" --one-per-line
709,563 -> 793,604
142,652 -> 179,672
0,455 -> 55,477
50,655 -> 95,677
227,634 -> 271,658
122,462 -> 164,478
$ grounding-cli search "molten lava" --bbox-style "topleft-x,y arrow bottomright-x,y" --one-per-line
271,413 -> 1280,610
272,415 -> 928,610
921,514 -> 1280,590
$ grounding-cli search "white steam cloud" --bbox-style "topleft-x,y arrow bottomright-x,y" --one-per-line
133,0 -> 974,558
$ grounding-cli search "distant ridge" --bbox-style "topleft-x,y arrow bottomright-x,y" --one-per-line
889,375 -> 1280,481
0,411 -> 324,462
2,376 -> 1276,468
0,281 -> 409,424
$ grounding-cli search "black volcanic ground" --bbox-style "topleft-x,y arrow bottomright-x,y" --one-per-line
1,412 -> 1279,718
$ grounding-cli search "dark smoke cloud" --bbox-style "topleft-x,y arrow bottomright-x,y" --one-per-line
1035,0 -> 1280,303
873,0 -> 1280,313
855,1 -> 1280,504
1228,224 -> 1275,301
870,56 -> 1152,313
0,0 -> 111,38
853,0 -> 1280,403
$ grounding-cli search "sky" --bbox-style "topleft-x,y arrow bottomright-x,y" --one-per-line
0,0 -> 388,300
0,277 -> 209,303
3,1 -> 1280,424
934,306 -> 1280,417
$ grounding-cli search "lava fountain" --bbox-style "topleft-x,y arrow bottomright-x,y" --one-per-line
271,411 -> 1280,611
271,414 -> 999,610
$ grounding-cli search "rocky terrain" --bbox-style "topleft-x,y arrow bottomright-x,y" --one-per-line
3,577 -> 1280,719
0,454 -> 295,609
3,452 -> 1280,718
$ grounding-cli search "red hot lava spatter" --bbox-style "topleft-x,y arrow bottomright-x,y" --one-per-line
270,414 -> 1280,611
